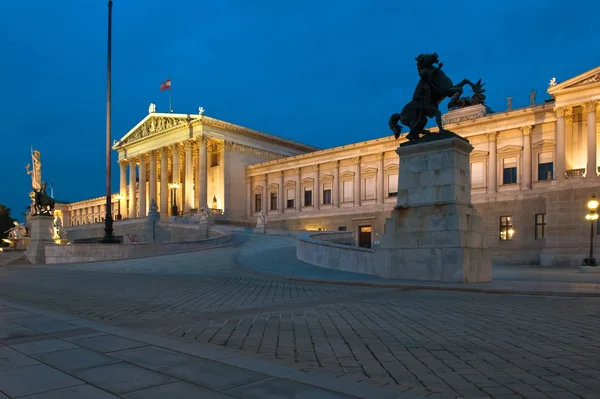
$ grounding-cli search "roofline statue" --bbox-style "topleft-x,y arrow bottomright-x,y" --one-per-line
388,53 -> 484,144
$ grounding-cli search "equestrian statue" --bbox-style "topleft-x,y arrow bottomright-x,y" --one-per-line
33,181 -> 55,215
389,53 -> 485,143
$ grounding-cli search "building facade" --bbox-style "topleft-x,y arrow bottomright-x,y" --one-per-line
60,66 -> 600,266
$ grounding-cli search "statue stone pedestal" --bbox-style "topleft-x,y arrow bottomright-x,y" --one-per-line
26,215 -> 55,264
376,137 -> 491,283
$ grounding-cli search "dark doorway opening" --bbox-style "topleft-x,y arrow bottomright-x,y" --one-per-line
358,225 -> 372,248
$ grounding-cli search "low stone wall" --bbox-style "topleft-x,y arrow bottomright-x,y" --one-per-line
296,232 -> 378,275
45,227 -> 232,264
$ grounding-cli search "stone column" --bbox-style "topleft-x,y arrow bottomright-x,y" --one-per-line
149,150 -> 157,207
333,161 -> 340,208
555,107 -> 566,180
246,177 -> 252,217
119,160 -> 127,219
585,101 -> 598,179
486,132 -> 499,192
313,165 -> 320,210
171,144 -> 180,216
377,152 -> 385,204
296,168 -> 302,212
279,171 -> 284,213
128,158 -> 137,218
197,136 -> 208,208
521,126 -> 532,190
353,156 -> 361,206
262,174 -> 268,214
160,147 -> 168,216
138,155 -> 147,217
184,139 -> 194,213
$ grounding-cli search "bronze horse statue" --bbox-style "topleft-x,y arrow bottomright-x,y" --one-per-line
33,182 -> 55,215
389,53 -> 483,142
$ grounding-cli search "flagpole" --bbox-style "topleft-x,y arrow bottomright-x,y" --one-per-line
169,76 -> 172,112
101,0 -> 117,243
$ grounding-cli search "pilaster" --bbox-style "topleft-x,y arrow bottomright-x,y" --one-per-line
555,106 -> 567,180
353,156 -> 361,206
585,101 -> 598,179
486,132 -> 499,193
520,126 -> 533,190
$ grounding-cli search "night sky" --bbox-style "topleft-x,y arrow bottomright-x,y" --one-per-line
1,0 -> 598,220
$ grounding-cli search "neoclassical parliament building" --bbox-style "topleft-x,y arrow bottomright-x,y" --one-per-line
60,66 -> 600,266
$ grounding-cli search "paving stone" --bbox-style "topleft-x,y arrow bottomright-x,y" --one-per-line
32,347 -> 121,372
0,364 -> 83,397
71,334 -> 147,353
160,358 -> 269,391
10,339 -> 77,355
18,320 -> 81,334
73,362 -> 176,395
0,327 -> 41,341
108,346 -> 198,370
123,381 -> 236,399
16,384 -> 120,398
0,346 -> 40,371
223,376 -> 359,399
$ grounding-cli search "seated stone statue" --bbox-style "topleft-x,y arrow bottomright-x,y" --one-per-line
5,221 -> 27,239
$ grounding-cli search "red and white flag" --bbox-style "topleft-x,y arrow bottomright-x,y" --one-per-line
160,78 -> 171,91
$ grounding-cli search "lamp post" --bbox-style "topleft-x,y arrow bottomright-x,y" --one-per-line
169,183 -> 180,216
582,193 -> 599,266
100,0 -> 118,243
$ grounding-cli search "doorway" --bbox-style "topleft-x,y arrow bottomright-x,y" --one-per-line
358,225 -> 372,248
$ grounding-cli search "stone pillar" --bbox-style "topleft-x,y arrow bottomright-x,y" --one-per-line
246,177 -> 252,217
25,215 -> 54,264
353,156 -> 361,206
262,174 -> 268,214
119,160 -> 127,219
296,168 -> 302,212
171,144 -> 180,216
149,150 -> 157,207
486,132 -> 499,193
333,161 -> 340,208
555,107 -> 566,180
521,126 -> 532,190
128,158 -> 137,218
313,165 -> 320,210
184,140 -> 194,213
585,101 -> 598,179
138,155 -> 147,217
160,147 -> 168,217
198,136 -> 208,207
279,171 -> 284,213
377,152 -> 384,204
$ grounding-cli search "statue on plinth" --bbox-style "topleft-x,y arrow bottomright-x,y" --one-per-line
256,210 -> 267,226
25,149 -> 56,216
53,216 -> 66,239
198,204 -> 212,221
388,53 -> 484,144
5,221 -> 27,240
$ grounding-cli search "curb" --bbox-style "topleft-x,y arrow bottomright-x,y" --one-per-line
232,263 -> 600,298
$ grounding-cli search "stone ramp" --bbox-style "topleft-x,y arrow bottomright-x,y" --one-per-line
0,252 -> 29,266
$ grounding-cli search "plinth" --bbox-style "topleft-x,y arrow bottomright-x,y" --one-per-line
377,136 -> 492,282
25,215 -> 55,264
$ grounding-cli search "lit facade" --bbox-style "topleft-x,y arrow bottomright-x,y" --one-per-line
60,66 -> 600,265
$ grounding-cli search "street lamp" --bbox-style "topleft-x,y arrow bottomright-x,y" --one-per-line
582,193 -> 599,266
169,183 -> 180,216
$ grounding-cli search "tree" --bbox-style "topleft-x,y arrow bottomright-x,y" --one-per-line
0,204 -> 17,244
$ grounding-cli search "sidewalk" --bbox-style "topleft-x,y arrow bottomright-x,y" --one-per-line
0,300 -> 428,399
234,244 -> 600,297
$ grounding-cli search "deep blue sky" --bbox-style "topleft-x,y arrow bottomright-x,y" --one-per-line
1,0 -> 598,220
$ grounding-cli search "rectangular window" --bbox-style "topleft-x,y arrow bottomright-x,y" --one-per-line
323,189 -> 332,205
338,226 -> 347,231
535,213 -> 546,239
538,152 -> 554,181
471,161 -> 485,187
364,176 -> 376,200
499,216 -> 514,241
304,188 -> 312,206
387,174 -> 398,197
343,181 -> 353,202
286,188 -> 295,209
503,157 -> 517,185
211,153 -> 219,167
270,192 -> 277,211
254,193 -> 261,212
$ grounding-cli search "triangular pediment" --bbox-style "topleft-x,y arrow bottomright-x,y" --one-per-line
470,150 -> 489,158
497,145 -> 523,154
532,139 -> 556,149
548,66 -> 600,95
113,113 -> 201,150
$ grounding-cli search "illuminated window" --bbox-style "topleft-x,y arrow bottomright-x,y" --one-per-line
499,216 -> 514,241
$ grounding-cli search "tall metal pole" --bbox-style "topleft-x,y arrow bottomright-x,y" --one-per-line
590,220 -> 594,261
101,0 -> 117,243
